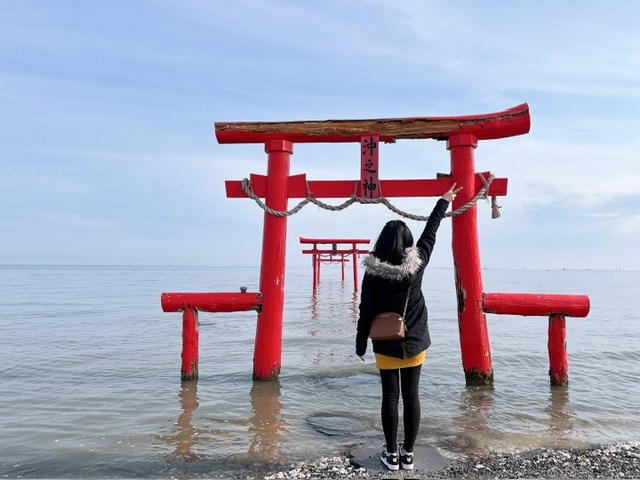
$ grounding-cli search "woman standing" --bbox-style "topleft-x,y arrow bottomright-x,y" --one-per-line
355,183 -> 460,471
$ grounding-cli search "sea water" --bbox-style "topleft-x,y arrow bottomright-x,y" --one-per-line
1,265 -> 639,478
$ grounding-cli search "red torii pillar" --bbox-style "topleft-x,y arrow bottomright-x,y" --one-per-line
449,134 -> 494,385
216,104 -> 527,382
299,237 -> 370,290
255,140 -> 292,381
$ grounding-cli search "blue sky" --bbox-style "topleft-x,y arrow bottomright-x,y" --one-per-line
1,0 -> 639,270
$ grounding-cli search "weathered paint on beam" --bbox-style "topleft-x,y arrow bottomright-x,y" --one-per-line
215,103 -> 530,144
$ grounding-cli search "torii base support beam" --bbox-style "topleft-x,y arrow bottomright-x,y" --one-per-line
161,291 -> 263,380
483,292 -> 590,386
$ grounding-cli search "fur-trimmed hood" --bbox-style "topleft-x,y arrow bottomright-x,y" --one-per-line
362,247 -> 423,282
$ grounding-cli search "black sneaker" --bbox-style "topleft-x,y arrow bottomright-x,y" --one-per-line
380,447 -> 399,470
399,444 -> 414,470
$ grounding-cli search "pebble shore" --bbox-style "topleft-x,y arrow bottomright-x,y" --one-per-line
237,442 -> 640,479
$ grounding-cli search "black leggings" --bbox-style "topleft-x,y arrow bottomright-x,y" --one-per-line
379,364 -> 422,453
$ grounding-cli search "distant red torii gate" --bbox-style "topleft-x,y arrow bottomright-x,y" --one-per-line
162,103 -> 590,386
299,237 -> 370,290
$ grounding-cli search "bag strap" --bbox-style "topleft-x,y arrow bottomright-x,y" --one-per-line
401,286 -> 412,318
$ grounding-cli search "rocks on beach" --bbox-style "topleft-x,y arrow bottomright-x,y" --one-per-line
237,442 -> 640,479
432,442 -> 640,479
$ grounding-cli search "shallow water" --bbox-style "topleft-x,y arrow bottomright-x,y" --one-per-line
1,265 -> 638,478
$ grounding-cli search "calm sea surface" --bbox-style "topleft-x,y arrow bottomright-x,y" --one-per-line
1,265 -> 639,478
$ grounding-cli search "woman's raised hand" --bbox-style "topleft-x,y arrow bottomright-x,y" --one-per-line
442,183 -> 463,202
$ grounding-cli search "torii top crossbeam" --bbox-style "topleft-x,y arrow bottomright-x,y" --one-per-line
219,105 -> 530,202
215,103 -> 530,144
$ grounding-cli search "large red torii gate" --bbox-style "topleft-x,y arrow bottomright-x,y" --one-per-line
162,103 -> 590,386
218,104 -> 523,384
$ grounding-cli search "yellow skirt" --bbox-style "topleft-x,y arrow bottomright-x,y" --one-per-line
375,349 -> 426,370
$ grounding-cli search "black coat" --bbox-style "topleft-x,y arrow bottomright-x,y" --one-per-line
355,198 -> 449,359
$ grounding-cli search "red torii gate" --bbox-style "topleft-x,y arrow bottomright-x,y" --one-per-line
162,103 -> 590,386
161,290 -> 262,380
299,237 -> 370,290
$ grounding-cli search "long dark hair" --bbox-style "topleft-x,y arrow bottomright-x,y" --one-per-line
372,220 -> 414,265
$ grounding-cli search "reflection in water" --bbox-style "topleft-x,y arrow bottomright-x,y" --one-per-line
458,387 -> 495,431
447,385 -> 578,453
155,379 -> 288,464
309,281 -> 360,324
248,380 -> 288,461
154,379 -> 205,462
350,289 -> 360,323
450,387 -> 495,452
311,290 -> 319,321
306,280 -> 361,365
545,386 -> 575,438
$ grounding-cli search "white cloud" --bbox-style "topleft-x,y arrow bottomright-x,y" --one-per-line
614,213 -> 640,234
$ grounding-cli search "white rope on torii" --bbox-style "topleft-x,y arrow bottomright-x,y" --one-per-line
240,173 -> 501,220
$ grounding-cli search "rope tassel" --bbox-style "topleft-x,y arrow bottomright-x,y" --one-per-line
491,196 -> 501,219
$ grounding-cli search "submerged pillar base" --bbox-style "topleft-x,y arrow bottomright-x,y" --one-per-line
181,363 -> 198,381
465,368 -> 494,387
253,365 -> 281,382
549,370 -> 569,387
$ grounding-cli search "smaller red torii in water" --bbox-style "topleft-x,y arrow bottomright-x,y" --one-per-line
299,237 -> 370,290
